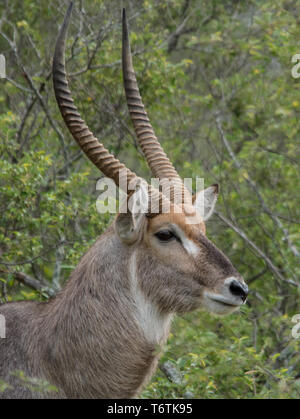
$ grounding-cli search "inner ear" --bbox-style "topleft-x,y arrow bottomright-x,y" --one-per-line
193,184 -> 218,221
115,211 -> 146,244
115,187 -> 148,244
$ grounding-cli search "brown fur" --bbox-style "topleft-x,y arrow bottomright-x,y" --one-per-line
0,207 -> 241,399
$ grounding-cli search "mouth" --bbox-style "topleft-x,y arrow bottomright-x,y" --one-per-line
207,295 -> 241,308
203,292 -> 244,315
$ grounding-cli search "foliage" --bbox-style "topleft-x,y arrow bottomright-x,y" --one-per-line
0,0 -> 299,398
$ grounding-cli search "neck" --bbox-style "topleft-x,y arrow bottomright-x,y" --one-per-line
35,228 -> 171,398
129,250 -> 173,345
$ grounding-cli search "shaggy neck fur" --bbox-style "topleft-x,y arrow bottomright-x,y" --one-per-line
21,228 -> 171,398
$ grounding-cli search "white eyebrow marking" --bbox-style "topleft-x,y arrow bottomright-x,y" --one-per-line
182,237 -> 199,257
171,224 -> 199,257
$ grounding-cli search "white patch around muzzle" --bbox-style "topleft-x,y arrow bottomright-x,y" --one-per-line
203,277 -> 247,315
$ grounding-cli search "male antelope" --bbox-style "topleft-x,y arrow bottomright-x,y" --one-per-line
0,3 -> 248,399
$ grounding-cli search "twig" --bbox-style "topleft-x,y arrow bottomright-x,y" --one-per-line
1,272 -> 54,298
159,361 -> 183,386
215,114 -> 300,259
14,272 -> 47,292
215,211 -> 298,287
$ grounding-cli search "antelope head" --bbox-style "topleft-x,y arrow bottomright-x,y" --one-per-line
53,4 -> 248,321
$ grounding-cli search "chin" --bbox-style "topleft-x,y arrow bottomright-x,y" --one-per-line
206,302 -> 241,316
201,292 -> 243,316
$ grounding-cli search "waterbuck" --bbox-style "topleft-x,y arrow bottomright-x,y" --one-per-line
0,3 -> 248,399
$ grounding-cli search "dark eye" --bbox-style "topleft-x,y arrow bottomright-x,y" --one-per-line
155,230 -> 176,242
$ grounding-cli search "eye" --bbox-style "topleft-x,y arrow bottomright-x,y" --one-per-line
155,229 -> 177,242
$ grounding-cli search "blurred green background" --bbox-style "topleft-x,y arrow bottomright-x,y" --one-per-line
0,0 -> 299,398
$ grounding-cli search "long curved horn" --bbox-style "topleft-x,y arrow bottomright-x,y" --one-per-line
53,2 -> 137,191
122,12 -> 181,179
122,9 -> 192,207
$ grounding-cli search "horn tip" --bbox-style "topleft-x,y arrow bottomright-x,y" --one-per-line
122,8 -> 127,27
122,8 -> 129,41
66,1 -> 74,17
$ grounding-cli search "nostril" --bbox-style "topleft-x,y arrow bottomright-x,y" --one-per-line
229,279 -> 248,302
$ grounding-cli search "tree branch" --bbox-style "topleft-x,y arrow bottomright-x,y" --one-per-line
215,114 -> 300,259
215,211 -> 298,287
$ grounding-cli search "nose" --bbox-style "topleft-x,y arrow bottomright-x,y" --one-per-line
229,279 -> 248,302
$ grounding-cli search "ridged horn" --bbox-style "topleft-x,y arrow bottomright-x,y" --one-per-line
122,8 -> 191,206
53,2 -> 137,192
122,8 -> 177,179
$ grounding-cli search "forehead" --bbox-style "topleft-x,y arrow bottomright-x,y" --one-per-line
147,211 -> 206,236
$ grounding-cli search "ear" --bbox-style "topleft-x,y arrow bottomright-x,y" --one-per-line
115,184 -> 148,244
193,184 -> 218,221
